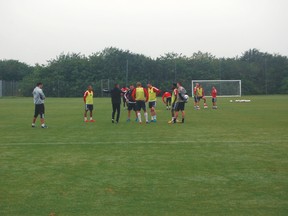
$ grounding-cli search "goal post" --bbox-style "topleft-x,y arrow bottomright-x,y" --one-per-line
100,79 -> 114,97
191,80 -> 241,97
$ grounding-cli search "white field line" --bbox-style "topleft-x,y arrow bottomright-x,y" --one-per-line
0,140 -> 283,146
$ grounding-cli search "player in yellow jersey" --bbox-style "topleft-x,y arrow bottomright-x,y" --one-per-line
168,83 -> 178,123
196,84 -> 207,109
147,83 -> 161,122
83,85 -> 95,122
131,82 -> 149,124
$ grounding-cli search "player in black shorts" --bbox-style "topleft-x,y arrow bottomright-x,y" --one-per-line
32,82 -> 48,128
124,85 -> 137,122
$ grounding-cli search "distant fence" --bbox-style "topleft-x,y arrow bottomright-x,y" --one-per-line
0,79 -> 192,97
0,80 -> 21,97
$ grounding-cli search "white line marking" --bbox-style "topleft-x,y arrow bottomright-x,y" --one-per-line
0,140 -> 283,146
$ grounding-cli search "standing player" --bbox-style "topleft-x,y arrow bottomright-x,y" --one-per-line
83,85 -> 95,122
104,84 -> 124,123
32,82 -> 48,128
162,91 -> 172,110
132,82 -> 149,124
147,83 -> 161,122
196,84 -> 207,109
193,83 -> 199,109
121,86 -> 129,109
211,86 -> 218,109
124,84 -> 137,122
168,83 -> 178,124
173,82 -> 187,123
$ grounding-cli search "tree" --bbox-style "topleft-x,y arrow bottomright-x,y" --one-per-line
0,60 -> 32,81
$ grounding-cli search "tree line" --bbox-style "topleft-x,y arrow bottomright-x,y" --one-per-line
0,47 -> 288,97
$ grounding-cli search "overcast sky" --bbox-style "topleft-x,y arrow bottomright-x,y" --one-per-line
0,0 -> 287,65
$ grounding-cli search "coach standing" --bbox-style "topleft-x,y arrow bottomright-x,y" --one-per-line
32,82 -> 48,128
103,83 -> 123,123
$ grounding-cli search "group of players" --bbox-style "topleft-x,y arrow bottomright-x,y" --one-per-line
31,81 -> 217,128
83,81 -> 217,124
192,83 -> 218,110
120,82 -> 188,124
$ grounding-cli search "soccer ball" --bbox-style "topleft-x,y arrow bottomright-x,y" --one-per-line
183,95 -> 189,101
230,100 -> 233,103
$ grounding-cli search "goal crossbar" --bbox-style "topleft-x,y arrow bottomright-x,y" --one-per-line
191,80 -> 241,97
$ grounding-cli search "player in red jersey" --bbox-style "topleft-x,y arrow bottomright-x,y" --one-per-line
211,86 -> 218,109
124,84 -> 138,122
121,86 -> 129,109
132,82 -> 149,124
162,91 -> 172,110
83,85 -> 95,122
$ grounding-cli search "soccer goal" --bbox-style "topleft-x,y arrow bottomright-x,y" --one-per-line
191,80 -> 241,97
100,79 -> 114,97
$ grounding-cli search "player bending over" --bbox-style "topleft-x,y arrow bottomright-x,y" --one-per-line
162,91 -> 172,110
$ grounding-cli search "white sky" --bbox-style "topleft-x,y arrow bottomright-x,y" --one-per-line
0,0 -> 287,65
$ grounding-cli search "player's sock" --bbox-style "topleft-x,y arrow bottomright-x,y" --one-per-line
32,123 -> 35,127
144,112 -> 148,122
84,117 -> 87,121
137,113 -> 142,123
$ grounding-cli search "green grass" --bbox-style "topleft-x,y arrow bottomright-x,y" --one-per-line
0,95 -> 288,216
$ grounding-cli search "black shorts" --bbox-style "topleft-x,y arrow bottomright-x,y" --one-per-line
194,96 -> 198,102
197,96 -> 203,101
127,103 -> 136,111
34,104 -> 45,118
85,104 -> 93,111
212,98 -> 217,103
166,97 -> 171,104
136,101 -> 146,111
172,103 -> 176,111
175,102 -> 185,111
149,101 -> 156,109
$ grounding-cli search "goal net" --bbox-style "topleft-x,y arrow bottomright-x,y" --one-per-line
191,80 -> 241,97
101,79 -> 114,97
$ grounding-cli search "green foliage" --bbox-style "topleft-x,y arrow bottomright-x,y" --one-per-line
1,48 -> 288,96
0,60 -> 32,80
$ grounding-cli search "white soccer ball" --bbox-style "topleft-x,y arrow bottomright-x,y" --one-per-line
230,100 -> 233,103
183,95 -> 189,101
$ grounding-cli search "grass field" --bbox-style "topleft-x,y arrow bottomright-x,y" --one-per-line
0,95 -> 288,216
